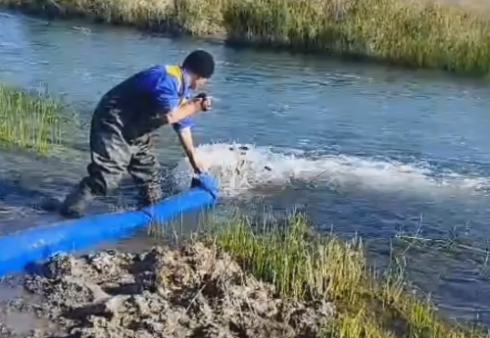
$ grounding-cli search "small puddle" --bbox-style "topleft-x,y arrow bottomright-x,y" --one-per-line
0,285 -> 22,303
1,312 -> 54,334
0,277 -> 57,336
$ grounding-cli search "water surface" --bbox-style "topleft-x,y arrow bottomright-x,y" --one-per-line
1,10 -> 490,325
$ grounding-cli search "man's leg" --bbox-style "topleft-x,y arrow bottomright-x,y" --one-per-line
127,133 -> 162,208
60,105 -> 131,218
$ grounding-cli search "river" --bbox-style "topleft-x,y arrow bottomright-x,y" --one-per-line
1,9 -> 490,327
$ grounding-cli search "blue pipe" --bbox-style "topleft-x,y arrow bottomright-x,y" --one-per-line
0,186 -> 216,279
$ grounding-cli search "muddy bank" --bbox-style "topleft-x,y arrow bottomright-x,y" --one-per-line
0,242 -> 334,338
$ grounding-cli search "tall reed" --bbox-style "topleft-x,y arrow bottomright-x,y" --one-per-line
0,83 -> 63,154
3,0 -> 490,75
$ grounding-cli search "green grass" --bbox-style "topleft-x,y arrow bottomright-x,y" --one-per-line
3,0 -> 490,76
152,211 -> 490,338
0,83 -> 63,154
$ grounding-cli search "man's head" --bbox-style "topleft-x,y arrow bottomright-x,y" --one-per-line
182,50 -> 215,90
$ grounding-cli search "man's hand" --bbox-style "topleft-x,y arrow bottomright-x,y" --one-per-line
193,93 -> 212,112
165,95 -> 210,125
191,172 -> 219,199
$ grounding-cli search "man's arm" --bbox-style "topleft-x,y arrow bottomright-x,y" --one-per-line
155,75 -> 204,174
165,100 -> 202,125
155,76 -> 202,125
176,126 -> 202,174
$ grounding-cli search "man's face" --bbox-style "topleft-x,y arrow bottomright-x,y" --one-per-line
190,77 -> 208,90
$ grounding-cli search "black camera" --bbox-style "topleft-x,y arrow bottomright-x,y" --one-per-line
194,92 -> 209,111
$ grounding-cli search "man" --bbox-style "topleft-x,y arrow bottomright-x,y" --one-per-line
59,49 -> 216,218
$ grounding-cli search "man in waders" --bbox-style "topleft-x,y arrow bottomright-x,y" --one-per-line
59,49 -> 217,218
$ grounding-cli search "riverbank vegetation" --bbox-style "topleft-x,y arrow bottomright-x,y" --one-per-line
148,212 -> 489,338
0,83 -> 63,154
2,0 -> 490,76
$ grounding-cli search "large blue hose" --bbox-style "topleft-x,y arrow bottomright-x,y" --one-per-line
0,187 -> 216,278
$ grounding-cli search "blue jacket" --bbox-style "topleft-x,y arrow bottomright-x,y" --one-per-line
102,64 -> 194,139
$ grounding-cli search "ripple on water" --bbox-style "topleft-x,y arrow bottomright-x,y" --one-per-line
1,9 -> 490,326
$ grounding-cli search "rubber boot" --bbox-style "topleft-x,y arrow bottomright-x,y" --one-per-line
136,184 -> 163,210
59,185 -> 94,219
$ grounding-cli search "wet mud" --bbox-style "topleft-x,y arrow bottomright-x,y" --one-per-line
0,242 -> 334,338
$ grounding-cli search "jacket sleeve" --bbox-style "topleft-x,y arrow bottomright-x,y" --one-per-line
154,72 -> 195,132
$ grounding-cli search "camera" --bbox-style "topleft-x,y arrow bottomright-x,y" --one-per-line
194,92 -> 210,111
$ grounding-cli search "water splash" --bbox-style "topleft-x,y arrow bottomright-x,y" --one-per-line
171,143 -> 490,198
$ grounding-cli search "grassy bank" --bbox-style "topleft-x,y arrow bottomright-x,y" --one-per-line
0,83 -> 63,154
174,212 -> 489,338
2,0 -> 490,76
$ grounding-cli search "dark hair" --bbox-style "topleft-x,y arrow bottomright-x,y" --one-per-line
182,50 -> 215,79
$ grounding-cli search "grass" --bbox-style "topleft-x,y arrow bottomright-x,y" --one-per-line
0,83 -> 64,154
395,231 -> 490,267
151,210 -> 490,338
3,0 -> 490,76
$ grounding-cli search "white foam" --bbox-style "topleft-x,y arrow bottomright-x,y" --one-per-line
171,143 -> 490,198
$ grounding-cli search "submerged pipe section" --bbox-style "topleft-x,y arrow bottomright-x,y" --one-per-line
0,187 -> 216,278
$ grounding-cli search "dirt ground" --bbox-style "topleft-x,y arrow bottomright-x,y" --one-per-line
0,242 -> 334,338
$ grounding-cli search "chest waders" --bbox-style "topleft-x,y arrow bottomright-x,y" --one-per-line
59,65 -> 187,219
